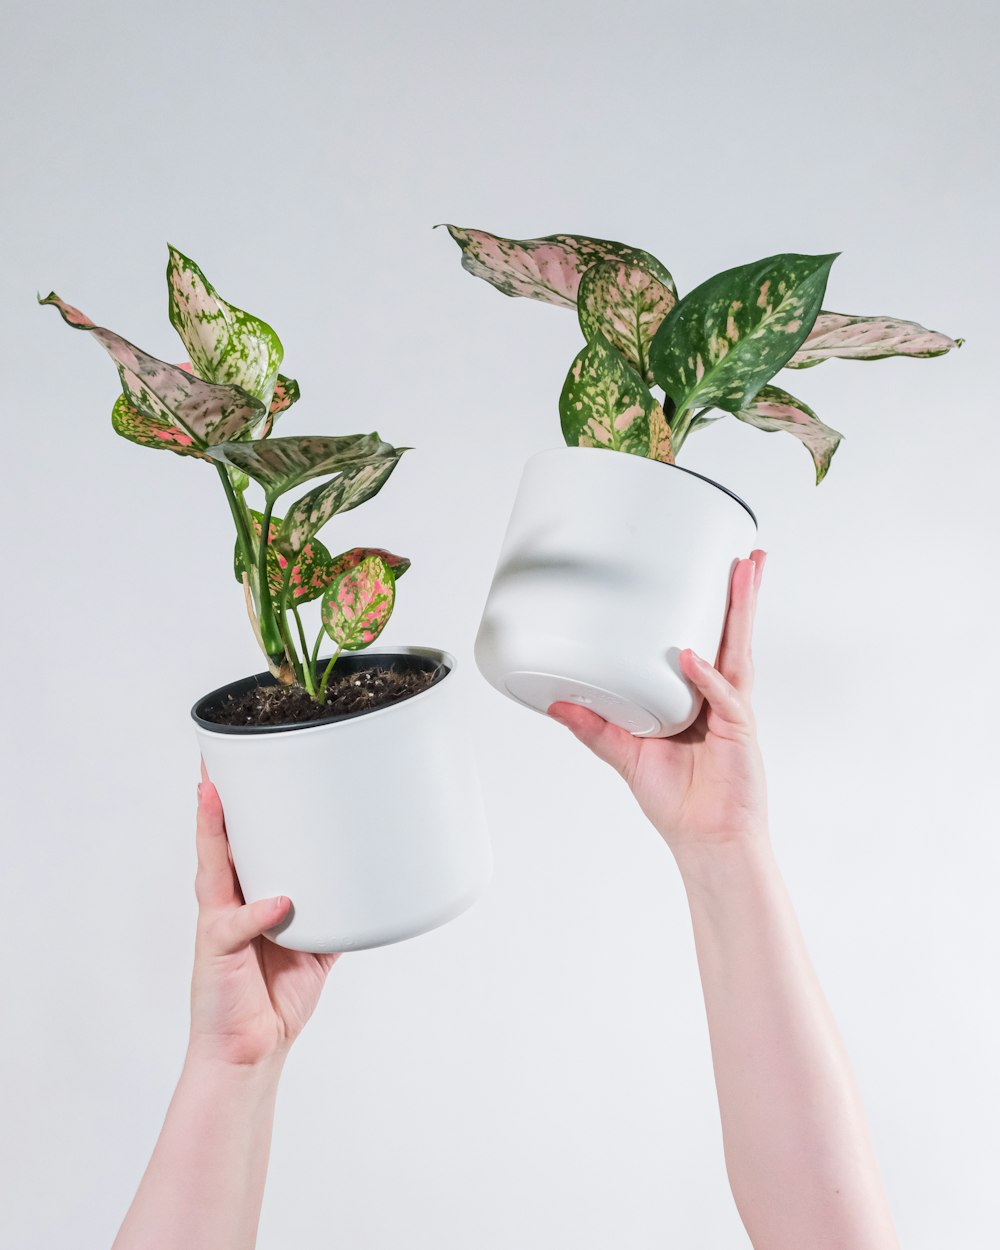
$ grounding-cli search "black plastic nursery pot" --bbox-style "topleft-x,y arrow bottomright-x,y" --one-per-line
192,649 -> 448,734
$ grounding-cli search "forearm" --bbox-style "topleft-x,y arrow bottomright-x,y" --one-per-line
673,836 -> 899,1250
112,1050 -> 285,1250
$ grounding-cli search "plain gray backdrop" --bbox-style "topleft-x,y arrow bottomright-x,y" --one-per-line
2,1 -> 997,1246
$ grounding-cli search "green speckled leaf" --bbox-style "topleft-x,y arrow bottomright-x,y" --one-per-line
111,393 -> 210,459
325,547 -> 411,583
785,310 -> 963,368
233,509 -> 337,605
560,333 -> 665,457
321,555 -> 396,651
441,225 -> 676,309
205,432 -> 394,498
734,384 -> 843,483
39,292 -> 264,445
276,450 -> 407,556
166,246 -> 283,426
649,253 -> 837,414
578,260 -> 677,383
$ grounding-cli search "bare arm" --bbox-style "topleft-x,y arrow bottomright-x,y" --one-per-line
549,553 -> 899,1250
112,768 -> 337,1250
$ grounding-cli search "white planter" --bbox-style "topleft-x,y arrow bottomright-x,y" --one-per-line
476,448 -> 758,737
192,646 -> 492,953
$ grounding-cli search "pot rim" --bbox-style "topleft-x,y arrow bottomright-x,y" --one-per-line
191,644 -> 455,738
530,445 -> 757,527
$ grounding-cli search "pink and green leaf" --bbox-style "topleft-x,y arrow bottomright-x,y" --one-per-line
166,245 -> 283,423
324,547 -> 411,582
649,253 -> 837,414
276,451 -> 407,555
578,260 -> 677,383
38,292 -> 265,445
111,393 -> 210,459
441,225 -> 676,309
733,384 -> 843,483
560,332 -> 665,458
321,555 -> 396,652
785,310 -> 963,369
206,432 -> 396,498
233,509 -> 338,605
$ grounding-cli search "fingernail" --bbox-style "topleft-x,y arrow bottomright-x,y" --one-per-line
547,708 -> 568,725
689,649 -> 707,667
273,895 -> 287,910
197,782 -> 203,800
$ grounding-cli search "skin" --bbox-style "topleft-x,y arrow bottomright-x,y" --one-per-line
112,550 -> 900,1250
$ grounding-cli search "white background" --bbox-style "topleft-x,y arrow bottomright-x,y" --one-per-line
2,2 -> 997,1246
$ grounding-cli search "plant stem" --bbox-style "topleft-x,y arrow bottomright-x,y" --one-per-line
291,605 -> 316,694
317,645 -> 344,703
254,496 -> 285,660
310,622 -> 325,689
670,405 -> 710,456
217,465 -> 284,659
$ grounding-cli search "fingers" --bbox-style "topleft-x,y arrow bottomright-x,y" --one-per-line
680,648 -> 751,731
717,550 -> 767,692
209,895 -> 292,956
547,702 -> 640,780
194,772 -> 240,909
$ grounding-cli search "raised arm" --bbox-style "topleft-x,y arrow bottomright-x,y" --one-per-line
549,553 -> 899,1250
112,766 -> 338,1250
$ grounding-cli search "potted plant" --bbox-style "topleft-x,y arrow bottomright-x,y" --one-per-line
40,247 -> 492,952
442,225 -> 961,737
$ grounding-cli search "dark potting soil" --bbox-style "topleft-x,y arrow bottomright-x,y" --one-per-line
206,664 -> 439,728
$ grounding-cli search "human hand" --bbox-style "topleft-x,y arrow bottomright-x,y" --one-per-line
187,761 -> 339,1068
548,550 -> 768,857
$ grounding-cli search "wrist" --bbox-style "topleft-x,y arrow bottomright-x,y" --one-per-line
670,832 -> 776,897
183,1041 -> 288,1089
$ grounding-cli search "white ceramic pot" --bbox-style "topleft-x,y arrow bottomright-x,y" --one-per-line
192,646 -> 492,953
475,448 -> 758,738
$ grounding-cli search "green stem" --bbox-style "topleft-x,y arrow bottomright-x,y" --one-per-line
291,606 -> 315,690
317,645 -> 344,703
309,622 -> 325,689
217,466 -> 284,659
670,405 -> 711,457
254,496 -> 284,659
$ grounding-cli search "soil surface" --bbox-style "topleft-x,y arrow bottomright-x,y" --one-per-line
205,664 -> 441,728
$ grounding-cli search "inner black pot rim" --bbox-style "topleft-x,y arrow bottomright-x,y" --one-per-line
538,445 -> 758,528
191,645 -> 454,737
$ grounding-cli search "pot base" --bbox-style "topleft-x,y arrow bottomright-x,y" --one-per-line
505,670 -> 662,736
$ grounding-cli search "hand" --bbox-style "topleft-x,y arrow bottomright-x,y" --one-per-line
188,761 -> 339,1068
548,550 -> 768,856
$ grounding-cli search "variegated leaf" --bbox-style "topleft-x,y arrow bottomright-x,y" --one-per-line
649,253 -> 837,414
276,451 -> 406,556
233,509 -> 337,605
785,310 -> 963,368
111,392 -> 210,459
166,246 -> 283,417
560,332 -> 665,457
734,384 -> 843,483
321,555 -> 396,651
39,292 -> 264,445
578,260 -> 677,382
325,547 -> 411,582
205,432 -> 394,498
647,400 -> 675,464
441,225 -> 676,309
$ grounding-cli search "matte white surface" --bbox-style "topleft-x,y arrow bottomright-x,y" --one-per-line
2,3 -> 998,1248
195,648 -> 492,952
477,447 -> 758,735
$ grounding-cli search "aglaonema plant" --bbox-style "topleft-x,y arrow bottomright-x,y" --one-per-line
39,247 -> 409,702
442,226 -> 962,482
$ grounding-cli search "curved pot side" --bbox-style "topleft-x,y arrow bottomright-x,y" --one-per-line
476,448 -> 758,737
192,647 -> 493,952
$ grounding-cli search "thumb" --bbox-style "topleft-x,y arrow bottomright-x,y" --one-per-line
548,702 -> 639,778
211,895 -> 291,955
